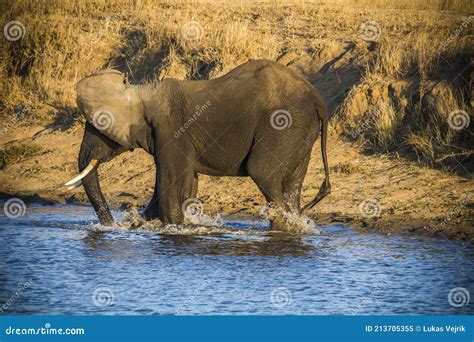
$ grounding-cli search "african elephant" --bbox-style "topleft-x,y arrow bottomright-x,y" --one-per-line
65,59 -> 331,228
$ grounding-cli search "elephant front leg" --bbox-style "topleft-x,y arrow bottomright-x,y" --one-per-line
156,157 -> 196,225
144,172 -> 198,223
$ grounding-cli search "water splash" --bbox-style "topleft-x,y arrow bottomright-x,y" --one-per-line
259,203 -> 319,234
89,207 -> 320,236
90,208 -> 265,236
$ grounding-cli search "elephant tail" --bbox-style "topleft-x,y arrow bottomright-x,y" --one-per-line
301,115 -> 331,211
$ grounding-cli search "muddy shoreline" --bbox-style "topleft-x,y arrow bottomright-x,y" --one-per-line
2,183 -> 472,241
1,127 -> 472,242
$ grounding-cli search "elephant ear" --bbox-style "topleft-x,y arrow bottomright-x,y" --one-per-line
76,69 -> 144,148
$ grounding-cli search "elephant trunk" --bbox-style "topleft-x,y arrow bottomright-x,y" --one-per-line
81,166 -> 114,226
68,122 -> 121,226
77,141 -> 114,226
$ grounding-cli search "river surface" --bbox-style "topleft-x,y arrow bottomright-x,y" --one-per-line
0,203 -> 473,315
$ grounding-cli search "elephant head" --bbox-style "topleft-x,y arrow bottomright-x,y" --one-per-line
76,69 -> 147,147
65,69 -> 155,225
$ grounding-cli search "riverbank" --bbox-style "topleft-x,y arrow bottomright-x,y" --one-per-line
0,124 -> 472,240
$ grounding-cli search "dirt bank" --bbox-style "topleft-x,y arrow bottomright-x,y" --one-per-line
0,122 -> 472,241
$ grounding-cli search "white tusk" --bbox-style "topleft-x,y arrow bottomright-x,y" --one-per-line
67,180 -> 82,190
64,159 -> 99,188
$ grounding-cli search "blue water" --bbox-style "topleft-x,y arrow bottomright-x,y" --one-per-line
0,203 -> 473,315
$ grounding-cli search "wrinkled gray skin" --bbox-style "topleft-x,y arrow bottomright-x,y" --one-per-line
76,59 -> 331,228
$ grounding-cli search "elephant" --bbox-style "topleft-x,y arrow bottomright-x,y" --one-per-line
65,59 -> 331,228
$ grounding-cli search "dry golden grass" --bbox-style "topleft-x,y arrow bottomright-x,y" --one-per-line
366,30 -> 472,79
337,16 -> 472,169
1,0 -> 472,170
0,143 -> 42,169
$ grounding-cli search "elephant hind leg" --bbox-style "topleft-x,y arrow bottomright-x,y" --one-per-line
245,166 -> 290,231
284,151 -> 312,213
250,177 -> 287,231
247,145 -> 311,231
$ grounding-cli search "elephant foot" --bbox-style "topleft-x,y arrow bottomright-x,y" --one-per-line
142,206 -> 160,221
268,210 -> 290,231
269,209 -> 313,234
